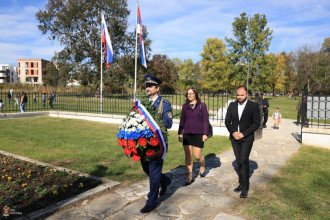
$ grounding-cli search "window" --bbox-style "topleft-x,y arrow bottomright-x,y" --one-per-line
31,62 -> 34,68
26,70 -> 28,75
18,70 -> 20,75
25,62 -> 28,68
31,69 -> 34,75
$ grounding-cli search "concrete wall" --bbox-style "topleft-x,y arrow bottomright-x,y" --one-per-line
302,127 -> 330,149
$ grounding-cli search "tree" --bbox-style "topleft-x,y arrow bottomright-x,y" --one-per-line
259,53 -> 286,96
296,45 -> 330,94
173,58 -> 202,91
225,12 -> 273,90
147,55 -> 178,93
281,52 -> 297,94
200,38 -> 232,92
43,62 -> 58,87
36,0 -> 130,86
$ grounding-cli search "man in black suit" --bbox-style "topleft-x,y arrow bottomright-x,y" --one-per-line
225,86 -> 261,198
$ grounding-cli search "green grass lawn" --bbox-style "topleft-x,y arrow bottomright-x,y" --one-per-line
0,117 -> 231,184
234,145 -> 330,220
267,96 -> 299,120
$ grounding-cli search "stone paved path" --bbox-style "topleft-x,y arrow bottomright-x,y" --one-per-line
46,119 -> 301,220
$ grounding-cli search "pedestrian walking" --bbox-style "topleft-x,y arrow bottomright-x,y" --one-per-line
225,86 -> 261,198
272,108 -> 282,129
139,74 -> 173,213
20,92 -> 28,112
261,93 -> 269,128
178,87 -> 208,186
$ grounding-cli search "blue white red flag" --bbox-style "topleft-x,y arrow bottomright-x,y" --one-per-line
137,6 -> 147,68
134,100 -> 167,159
101,13 -> 114,68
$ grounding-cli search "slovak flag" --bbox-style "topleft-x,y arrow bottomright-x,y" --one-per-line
137,5 -> 147,68
101,13 -> 114,68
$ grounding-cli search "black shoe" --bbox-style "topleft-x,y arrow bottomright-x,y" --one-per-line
263,125 -> 267,128
199,171 -> 206,178
159,178 -> 171,196
240,190 -> 248,198
140,204 -> 158,213
183,178 -> 195,186
233,185 -> 242,193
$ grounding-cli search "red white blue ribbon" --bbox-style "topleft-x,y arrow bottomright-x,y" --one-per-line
134,100 -> 166,159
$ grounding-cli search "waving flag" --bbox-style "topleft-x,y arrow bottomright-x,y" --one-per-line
137,6 -> 147,68
101,13 -> 114,68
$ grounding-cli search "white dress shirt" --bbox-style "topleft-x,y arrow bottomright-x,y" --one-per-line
237,99 -> 248,131
150,95 -> 159,104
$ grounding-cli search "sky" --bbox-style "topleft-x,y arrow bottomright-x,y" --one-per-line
0,0 -> 329,67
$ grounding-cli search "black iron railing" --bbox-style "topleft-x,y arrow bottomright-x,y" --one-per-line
299,94 -> 330,129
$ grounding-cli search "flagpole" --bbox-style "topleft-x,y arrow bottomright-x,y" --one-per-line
134,1 -> 138,102
100,13 -> 103,114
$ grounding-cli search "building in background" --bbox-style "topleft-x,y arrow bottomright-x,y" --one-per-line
0,64 -> 17,83
17,59 -> 50,85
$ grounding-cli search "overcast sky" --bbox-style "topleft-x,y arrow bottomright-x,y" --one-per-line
0,0 -> 329,67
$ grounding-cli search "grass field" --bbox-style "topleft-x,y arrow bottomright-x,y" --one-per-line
234,146 -> 330,220
0,117 -> 231,184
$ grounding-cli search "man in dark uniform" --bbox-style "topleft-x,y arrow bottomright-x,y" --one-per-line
261,93 -> 269,128
140,74 -> 173,213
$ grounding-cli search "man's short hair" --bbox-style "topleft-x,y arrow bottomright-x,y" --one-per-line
237,86 -> 247,92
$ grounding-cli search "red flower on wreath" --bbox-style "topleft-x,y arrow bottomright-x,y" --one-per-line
132,154 -> 141,162
146,150 -> 155,157
122,139 -> 128,147
138,138 -> 147,146
123,147 -> 131,155
131,146 -> 138,154
128,139 -> 136,147
149,137 -> 159,146
118,138 -> 123,146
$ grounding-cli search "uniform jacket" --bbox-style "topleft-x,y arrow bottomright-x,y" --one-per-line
225,100 -> 261,142
153,96 -> 173,129
178,101 -> 209,135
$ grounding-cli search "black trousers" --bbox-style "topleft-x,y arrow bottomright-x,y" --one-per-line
231,140 -> 253,191
263,111 -> 268,126
140,157 -> 170,207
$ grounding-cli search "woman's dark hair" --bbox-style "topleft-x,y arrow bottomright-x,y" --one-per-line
185,87 -> 200,103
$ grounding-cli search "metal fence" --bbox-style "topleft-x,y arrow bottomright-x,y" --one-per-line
300,94 -> 330,129
0,91 -> 267,126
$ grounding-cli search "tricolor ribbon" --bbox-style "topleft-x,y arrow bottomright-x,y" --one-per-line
133,100 -> 167,159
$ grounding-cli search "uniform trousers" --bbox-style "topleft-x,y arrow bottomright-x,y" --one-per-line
141,157 -> 171,207
231,140 -> 253,191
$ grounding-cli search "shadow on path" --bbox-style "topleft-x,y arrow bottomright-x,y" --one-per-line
291,132 -> 302,143
158,154 -> 221,203
232,160 -> 258,179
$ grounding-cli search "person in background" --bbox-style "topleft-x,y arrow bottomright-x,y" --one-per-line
178,87 -> 208,186
42,93 -> 47,107
49,93 -> 54,108
272,108 -> 282,129
33,94 -> 37,104
20,92 -> 28,112
0,99 -> 5,110
52,92 -> 56,104
7,91 -> 11,104
15,93 -> 19,106
261,93 -> 269,128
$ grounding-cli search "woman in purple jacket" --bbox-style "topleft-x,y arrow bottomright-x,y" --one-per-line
178,87 -> 209,186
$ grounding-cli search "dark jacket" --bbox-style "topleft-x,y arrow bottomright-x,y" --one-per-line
178,101 -> 209,135
261,98 -> 269,113
225,100 -> 261,142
